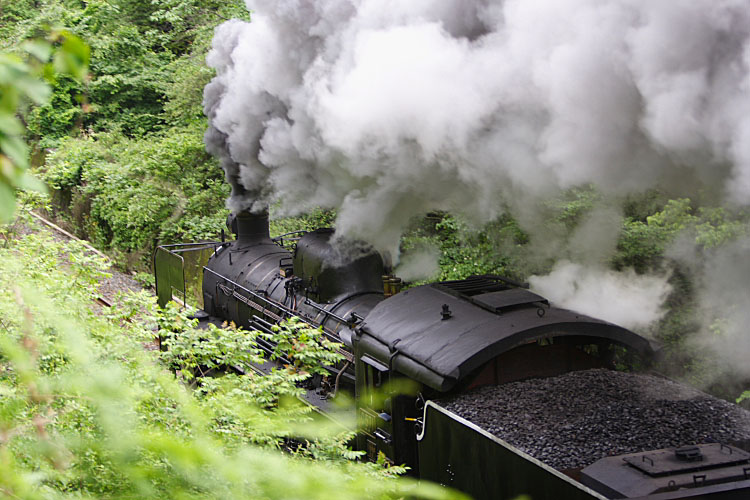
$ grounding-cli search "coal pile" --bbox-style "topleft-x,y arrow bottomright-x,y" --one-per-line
441,369 -> 750,470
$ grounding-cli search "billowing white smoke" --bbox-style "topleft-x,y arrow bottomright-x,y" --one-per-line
394,246 -> 441,282
670,236 -> 750,379
528,261 -> 672,330
204,0 -> 750,347
204,0 -> 750,259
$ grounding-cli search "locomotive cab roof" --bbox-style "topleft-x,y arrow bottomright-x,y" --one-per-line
355,275 -> 656,392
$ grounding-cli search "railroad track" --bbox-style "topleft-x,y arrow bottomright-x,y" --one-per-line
95,296 -> 113,308
27,210 -> 108,259
26,210 -> 120,309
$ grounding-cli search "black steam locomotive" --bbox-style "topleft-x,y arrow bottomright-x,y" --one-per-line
154,210 -> 750,500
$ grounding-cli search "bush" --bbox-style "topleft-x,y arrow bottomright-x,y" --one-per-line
41,125 -> 229,262
0,230 -> 460,499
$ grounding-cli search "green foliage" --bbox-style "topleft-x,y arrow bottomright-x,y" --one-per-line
270,207 -> 338,236
693,206 -> 747,248
264,317 -> 345,377
0,29 -> 88,223
148,0 -> 250,54
0,228 -> 461,499
544,185 -> 601,231
613,198 -> 749,273
41,124 -> 229,259
1,0 -> 249,267
133,271 -> 155,288
158,306 -> 264,380
86,26 -> 168,136
609,197 -> 750,393
400,212 -> 527,283
2,0 -> 247,142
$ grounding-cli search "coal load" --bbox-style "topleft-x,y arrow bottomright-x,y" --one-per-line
441,369 -> 750,470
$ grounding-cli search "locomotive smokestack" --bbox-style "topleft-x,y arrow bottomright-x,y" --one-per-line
231,209 -> 271,247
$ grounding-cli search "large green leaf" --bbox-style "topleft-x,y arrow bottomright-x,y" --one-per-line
0,113 -> 23,136
0,135 -> 29,169
20,40 -> 53,62
54,34 -> 90,80
15,74 -> 51,105
16,171 -> 47,193
0,54 -> 27,86
0,181 -> 15,224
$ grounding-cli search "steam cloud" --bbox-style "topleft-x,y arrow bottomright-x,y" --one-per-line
205,0 -> 750,257
669,235 -> 750,380
204,0 -> 750,354
695,240 -> 750,377
528,261 -> 672,330
394,246 -> 441,282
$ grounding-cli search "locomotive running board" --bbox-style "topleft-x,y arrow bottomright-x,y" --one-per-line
416,401 -> 607,500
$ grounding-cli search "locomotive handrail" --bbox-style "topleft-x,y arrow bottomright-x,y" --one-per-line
272,229 -> 308,240
303,298 -> 351,325
158,241 -> 225,252
272,229 -> 307,248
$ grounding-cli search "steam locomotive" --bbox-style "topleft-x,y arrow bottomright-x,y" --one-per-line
154,210 -> 750,500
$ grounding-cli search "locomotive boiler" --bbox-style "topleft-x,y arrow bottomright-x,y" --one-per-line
154,210 -> 750,500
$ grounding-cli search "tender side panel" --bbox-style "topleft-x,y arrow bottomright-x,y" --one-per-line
417,402 -> 605,500
154,247 -> 185,307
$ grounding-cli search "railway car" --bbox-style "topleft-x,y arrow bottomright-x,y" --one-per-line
154,210 -> 750,500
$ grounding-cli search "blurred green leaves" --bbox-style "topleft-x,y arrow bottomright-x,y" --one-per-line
0,29 -> 88,224
0,231 -> 462,499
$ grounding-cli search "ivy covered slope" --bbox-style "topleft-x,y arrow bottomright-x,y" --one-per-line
0,224 -> 462,499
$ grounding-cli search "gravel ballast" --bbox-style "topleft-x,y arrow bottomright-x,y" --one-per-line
440,369 -> 750,470
14,213 -> 147,307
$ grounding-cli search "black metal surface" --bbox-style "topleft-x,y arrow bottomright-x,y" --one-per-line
675,446 -> 703,463
436,275 -> 509,295
358,284 -> 655,391
200,213 -> 386,364
622,444 -> 750,476
582,444 -> 750,498
629,480 -> 750,499
417,401 -> 603,500
471,288 -> 547,313
233,210 -> 272,247
293,229 -> 384,303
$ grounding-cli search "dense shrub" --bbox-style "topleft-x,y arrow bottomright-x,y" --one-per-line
41,124 -> 229,258
0,229 -> 458,499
